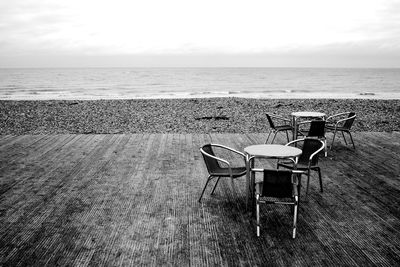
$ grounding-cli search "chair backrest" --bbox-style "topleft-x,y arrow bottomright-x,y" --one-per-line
298,138 -> 324,166
343,112 -> 356,129
307,120 -> 326,137
266,114 -> 276,129
200,144 -> 220,174
262,169 -> 294,198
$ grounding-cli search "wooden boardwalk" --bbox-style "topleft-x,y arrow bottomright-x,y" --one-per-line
0,132 -> 399,266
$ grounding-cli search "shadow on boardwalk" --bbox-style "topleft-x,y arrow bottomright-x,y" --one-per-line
0,132 -> 399,266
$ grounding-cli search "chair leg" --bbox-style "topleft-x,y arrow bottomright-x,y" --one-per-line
292,196 -> 298,239
265,131 -> 272,144
210,176 -> 221,195
297,174 -> 302,200
330,130 -> 337,150
317,167 -> 323,193
271,131 -> 278,144
256,194 -> 260,237
305,171 -> 311,201
341,131 -> 348,145
199,175 -> 213,203
230,177 -> 238,199
348,131 -> 356,149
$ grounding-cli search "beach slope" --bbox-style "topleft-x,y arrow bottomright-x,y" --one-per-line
1,98 -> 399,134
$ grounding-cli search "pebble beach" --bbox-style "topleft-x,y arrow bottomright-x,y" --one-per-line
1,98 -> 399,135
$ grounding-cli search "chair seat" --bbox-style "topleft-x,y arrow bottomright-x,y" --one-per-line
278,162 -> 316,170
297,130 -> 325,138
210,167 -> 247,178
275,125 -> 293,131
325,125 -> 349,131
255,181 -> 298,200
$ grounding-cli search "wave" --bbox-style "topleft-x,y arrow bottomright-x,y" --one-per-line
1,68 -> 399,100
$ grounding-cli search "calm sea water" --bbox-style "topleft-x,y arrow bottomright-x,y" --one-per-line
0,68 -> 399,100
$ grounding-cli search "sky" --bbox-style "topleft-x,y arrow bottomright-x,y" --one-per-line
0,0 -> 399,68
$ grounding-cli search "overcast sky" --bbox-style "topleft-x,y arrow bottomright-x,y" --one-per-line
1,0 -> 399,68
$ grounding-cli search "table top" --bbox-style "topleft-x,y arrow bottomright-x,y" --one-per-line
291,111 -> 326,117
244,144 -> 302,158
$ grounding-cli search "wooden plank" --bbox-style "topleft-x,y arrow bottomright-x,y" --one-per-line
0,133 -> 399,266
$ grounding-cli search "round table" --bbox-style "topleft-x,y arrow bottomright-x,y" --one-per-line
244,144 -> 302,159
291,111 -> 326,118
244,144 -> 302,210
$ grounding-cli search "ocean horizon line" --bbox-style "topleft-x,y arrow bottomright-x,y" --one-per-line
1,66 -> 400,70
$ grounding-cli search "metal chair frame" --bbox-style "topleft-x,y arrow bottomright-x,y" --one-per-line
265,114 -> 293,144
199,144 -> 247,203
252,167 -> 306,238
296,119 -> 327,156
277,138 -> 325,200
325,112 -> 356,150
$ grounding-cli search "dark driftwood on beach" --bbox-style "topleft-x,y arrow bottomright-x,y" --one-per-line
1,98 -> 399,134
1,132 -> 399,266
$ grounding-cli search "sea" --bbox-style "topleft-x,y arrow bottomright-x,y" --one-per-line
0,68 -> 399,100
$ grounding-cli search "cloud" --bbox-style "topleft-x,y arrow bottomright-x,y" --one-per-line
0,0 -> 399,67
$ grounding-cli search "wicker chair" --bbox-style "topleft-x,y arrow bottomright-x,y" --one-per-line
277,138 -> 325,200
296,120 -> 327,156
325,112 -> 356,150
265,114 -> 293,144
199,144 -> 247,203
255,169 -> 302,238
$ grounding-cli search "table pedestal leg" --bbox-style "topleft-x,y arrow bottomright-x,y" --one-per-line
250,159 -> 255,215
245,155 -> 255,213
293,117 -> 298,142
245,154 -> 250,210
